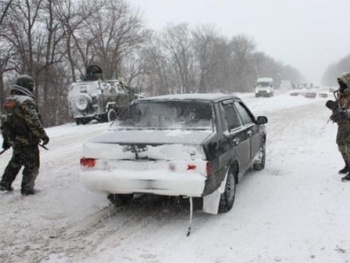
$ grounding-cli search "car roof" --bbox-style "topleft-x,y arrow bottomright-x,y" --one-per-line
257,78 -> 273,82
136,93 -> 241,103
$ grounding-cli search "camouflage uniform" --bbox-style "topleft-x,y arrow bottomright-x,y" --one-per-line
327,93 -> 350,172
334,73 -> 350,181
0,75 -> 49,195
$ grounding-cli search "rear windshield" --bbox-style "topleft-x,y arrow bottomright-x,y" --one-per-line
114,100 -> 214,130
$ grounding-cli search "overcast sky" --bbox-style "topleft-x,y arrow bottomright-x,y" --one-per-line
129,0 -> 350,85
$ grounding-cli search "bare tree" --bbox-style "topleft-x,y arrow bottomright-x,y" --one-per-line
0,0 -> 15,108
230,34 -> 256,92
192,25 -> 219,93
161,23 -> 196,93
54,0 -> 105,82
84,0 -> 145,79
0,0 -> 14,25
210,36 -> 233,93
141,30 -> 172,95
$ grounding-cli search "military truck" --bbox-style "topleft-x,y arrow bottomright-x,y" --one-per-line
67,65 -> 136,125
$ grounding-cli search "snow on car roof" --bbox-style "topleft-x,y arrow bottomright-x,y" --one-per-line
137,93 -> 240,102
257,77 -> 273,82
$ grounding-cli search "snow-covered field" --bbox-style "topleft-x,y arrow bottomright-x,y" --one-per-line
1,89 -> 349,263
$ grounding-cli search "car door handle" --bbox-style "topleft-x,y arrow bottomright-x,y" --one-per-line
247,130 -> 253,137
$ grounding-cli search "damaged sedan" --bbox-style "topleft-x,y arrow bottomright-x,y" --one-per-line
80,93 -> 268,215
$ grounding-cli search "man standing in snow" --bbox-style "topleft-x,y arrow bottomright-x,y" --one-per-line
0,75 -> 50,195
326,99 -> 349,174
333,72 -> 350,181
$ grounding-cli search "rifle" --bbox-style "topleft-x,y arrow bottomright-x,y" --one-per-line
0,145 -> 47,157
39,144 -> 49,150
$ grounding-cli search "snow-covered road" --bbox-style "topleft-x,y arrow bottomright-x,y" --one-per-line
1,90 -> 349,263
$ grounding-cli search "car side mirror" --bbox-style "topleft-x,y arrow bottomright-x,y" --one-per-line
256,116 -> 268,124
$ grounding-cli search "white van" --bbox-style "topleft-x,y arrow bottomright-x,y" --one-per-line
255,77 -> 274,97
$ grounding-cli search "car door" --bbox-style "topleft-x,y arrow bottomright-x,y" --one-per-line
234,101 -> 261,162
220,100 -> 251,172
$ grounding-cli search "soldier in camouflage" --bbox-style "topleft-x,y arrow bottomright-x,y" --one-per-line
326,97 -> 349,174
331,72 -> 350,181
0,75 -> 49,195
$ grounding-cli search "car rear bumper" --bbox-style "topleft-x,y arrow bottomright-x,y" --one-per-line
80,169 -> 206,197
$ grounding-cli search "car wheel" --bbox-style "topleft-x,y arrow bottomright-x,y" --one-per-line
253,143 -> 266,170
108,194 -> 134,206
218,166 -> 237,213
75,119 -> 80,125
80,118 -> 90,125
75,94 -> 92,111
107,108 -> 118,122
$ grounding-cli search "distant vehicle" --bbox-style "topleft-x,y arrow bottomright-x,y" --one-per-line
80,93 -> 268,215
302,83 -> 314,89
305,92 -> 317,98
255,77 -> 274,97
67,65 -> 136,125
279,80 -> 293,90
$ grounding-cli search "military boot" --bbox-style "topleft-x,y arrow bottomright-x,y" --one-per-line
339,161 -> 350,174
0,181 -> 14,191
341,173 -> 350,182
21,189 -> 35,196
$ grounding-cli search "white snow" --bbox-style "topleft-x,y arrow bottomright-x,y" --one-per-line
1,89 -> 349,263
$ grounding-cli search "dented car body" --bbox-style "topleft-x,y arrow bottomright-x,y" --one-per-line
80,94 -> 268,214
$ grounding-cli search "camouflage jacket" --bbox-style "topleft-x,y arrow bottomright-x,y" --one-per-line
2,94 -> 48,148
334,88 -> 350,127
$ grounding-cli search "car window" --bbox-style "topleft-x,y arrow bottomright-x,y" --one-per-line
116,100 -> 214,130
222,102 -> 242,131
234,102 -> 254,125
116,83 -> 127,94
69,82 -> 99,96
106,80 -> 126,94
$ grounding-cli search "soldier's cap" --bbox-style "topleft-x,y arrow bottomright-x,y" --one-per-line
338,72 -> 350,92
15,75 -> 34,92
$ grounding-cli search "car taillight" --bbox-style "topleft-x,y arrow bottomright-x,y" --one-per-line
187,164 -> 196,170
206,161 -> 212,177
80,158 -> 96,168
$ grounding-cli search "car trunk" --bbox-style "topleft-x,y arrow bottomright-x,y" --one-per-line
83,129 -> 212,161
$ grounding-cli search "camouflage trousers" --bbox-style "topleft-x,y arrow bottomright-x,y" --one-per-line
337,124 -> 350,164
0,145 -> 40,192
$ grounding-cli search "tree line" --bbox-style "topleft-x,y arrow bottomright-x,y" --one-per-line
0,0 -> 304,127
322,54 -> 350,87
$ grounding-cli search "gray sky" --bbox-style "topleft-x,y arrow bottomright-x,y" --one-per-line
129,0 -> 350,85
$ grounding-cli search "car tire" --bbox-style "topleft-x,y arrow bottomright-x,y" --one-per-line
108,194 -> 134,206
218,166 -> 237,213
75,94 -> 92,111
107,108 -> 118,122
80,118 -> 90,125
253,143 -> 266,170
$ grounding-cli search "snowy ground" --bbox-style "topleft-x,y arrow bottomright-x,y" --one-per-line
1,88 -> 349,263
